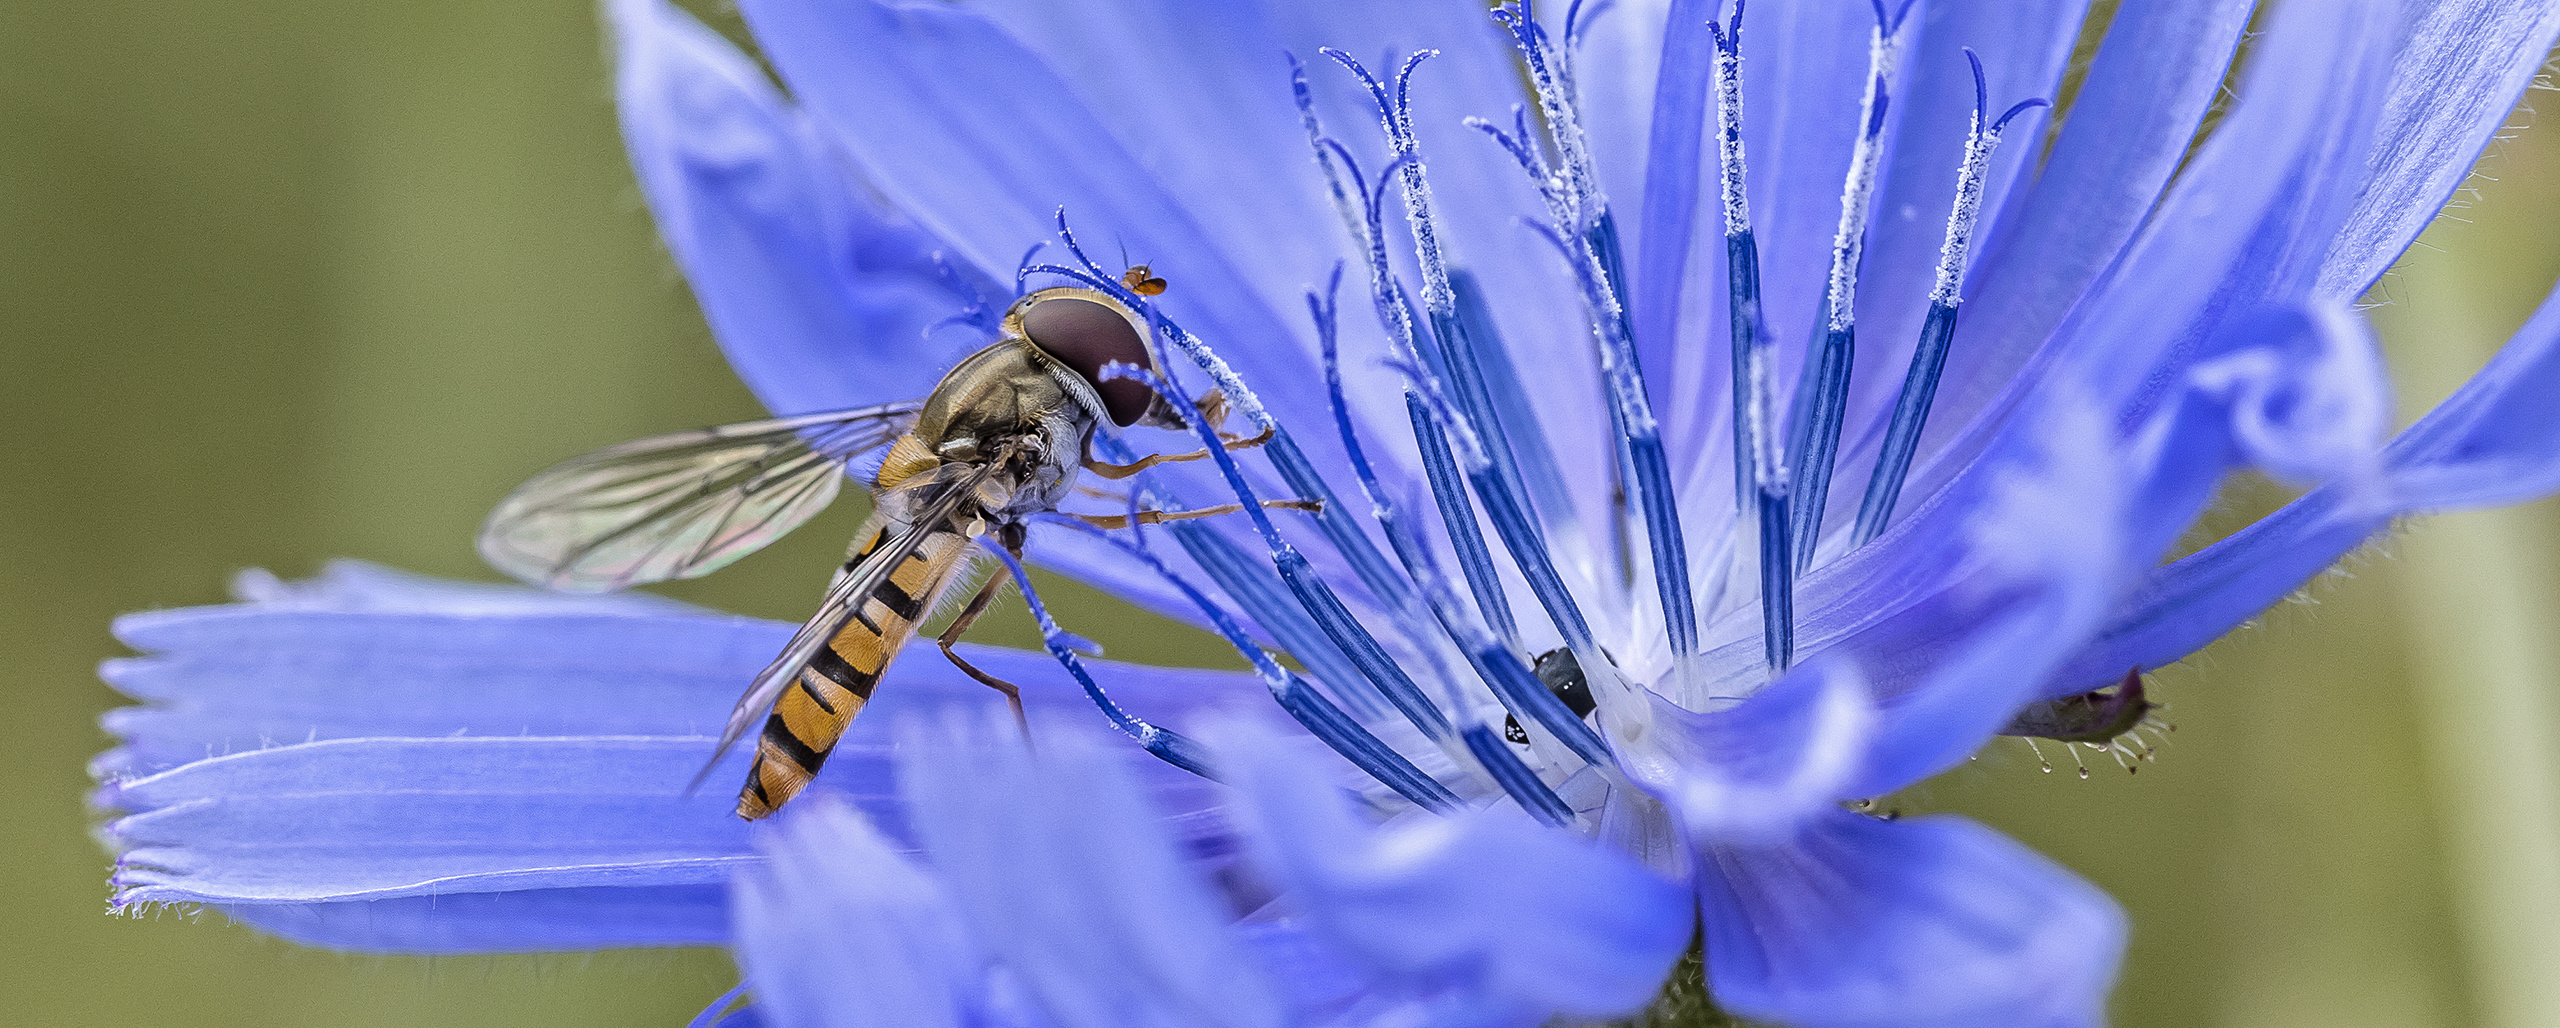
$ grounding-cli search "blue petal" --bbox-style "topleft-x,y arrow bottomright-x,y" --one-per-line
749,721 -> 1580,1028
1622,658 -> 1875,845
2383,281 -> 2560,510
1823,302 -> 2384,776
1859,0 -> 2430,700
107,737 -> 755,905
1922,0 -> 2389,502
99,605 -> 790,778
2085,296 -> 2390,578
102,567 -> 1266,778
1812,0 -> 2395,601
2047,488 -> 2377,699
706,1007 -> 765,1028
1834,0 -> 2091,479
1687,428 -> 2125,813
98,567 -> 1260,951
1699,809 -> 2125,1028
731,0 -> 1322,418
609,0 -> 988,416
1702,272 -> 2365,793
950,0 -> 1334,308
231,559 -> 704,616
1834,557 -> 2116,798
1818,400 -> 2139,796
2180,301 -> 2389,490
900,722 -> 1289,1028
2316,0 -> 2560,298
732,798 -> 986,1028
2051,280 -> 2560,693
223,886 -> 729,954
1882,0 -> 2253,482
1221,721 -> 1692,1022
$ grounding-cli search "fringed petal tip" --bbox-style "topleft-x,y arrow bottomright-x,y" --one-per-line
87,562 -> 1280,956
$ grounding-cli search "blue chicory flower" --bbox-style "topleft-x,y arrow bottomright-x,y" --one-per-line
94,0 -> 2560,1025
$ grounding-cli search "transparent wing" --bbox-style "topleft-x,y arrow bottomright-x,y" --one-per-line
478,402 -> 923,592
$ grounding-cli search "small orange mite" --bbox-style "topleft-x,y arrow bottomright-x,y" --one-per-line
1121,264 -> 1168,296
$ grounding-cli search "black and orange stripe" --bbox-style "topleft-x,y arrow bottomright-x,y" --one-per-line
735,523 -> 972,819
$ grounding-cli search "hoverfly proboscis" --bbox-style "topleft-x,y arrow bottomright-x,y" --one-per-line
479,277 -> 1302,819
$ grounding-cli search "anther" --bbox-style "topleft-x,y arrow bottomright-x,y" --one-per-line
1097,353 -> 1453,743
1047,514 -> 1459,812
1853,52 -> 2049,545
1322,306 -> 1611,768
1307,45 -> 1608,674
1493,1 -> 1704,669
1785,3 -> 1904,573
1294,71 -> 1529,661
1312,271 -> 1524,653
1707,0 -> 1794,670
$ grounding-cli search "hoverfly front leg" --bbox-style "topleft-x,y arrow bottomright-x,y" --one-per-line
934,520 -> 1032,740
1080,425 -> 1276,480
935,576 -> 1032,740
1068,498 -> 1322,530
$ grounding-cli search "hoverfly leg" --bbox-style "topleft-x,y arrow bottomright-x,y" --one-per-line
1081,453 -> 1185,481
1070,498 -> 1322,530
935,571 -> 1032,741
1080,428 -> 1278,480
1215,425 -> 1276,450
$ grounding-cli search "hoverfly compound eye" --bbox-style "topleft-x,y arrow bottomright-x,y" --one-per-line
1023,295 -> 1154,427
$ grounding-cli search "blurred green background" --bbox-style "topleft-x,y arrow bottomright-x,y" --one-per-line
4,3 -> 2555,1026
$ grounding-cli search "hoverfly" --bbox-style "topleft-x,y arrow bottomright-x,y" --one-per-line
480,278 -> 1292,819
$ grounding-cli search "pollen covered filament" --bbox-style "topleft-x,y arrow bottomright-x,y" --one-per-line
1000,0 -> 2057,820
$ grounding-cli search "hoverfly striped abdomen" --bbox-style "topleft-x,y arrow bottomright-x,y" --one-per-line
738,525 -> 973,819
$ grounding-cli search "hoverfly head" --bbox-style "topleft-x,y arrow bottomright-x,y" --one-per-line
1010,287 -> 1165,428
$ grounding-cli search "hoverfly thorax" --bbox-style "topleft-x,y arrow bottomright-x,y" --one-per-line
899,287 -> 1173,525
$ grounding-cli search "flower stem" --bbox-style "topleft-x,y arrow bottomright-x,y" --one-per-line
1575,943 -> 1759,1028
